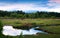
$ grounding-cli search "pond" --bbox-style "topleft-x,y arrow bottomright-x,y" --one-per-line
2,26 -> 48,36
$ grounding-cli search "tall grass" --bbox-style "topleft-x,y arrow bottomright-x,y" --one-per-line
0,20 -> 3,38
1,19 -> 60,26
19,32 -> 23,38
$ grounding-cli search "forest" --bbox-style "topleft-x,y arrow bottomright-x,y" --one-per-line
0,10 -> 60,18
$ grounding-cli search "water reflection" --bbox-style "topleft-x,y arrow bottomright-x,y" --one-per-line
2,26 -> 47,36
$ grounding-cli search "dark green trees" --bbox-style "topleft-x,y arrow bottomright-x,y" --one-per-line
0,10 -> 60,18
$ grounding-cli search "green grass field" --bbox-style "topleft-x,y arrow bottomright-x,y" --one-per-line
1,19 -> 60,26
40,26 -> 60,34
0,18 -> 60,38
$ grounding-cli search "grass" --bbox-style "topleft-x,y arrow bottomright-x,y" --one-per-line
1,18 -> 60,26
0,18 -> 60,38
2,34 -> 60,38
41,26 -> 60,34
24,34 -> 60,38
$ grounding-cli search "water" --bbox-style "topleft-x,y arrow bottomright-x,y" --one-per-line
2,26 -> 47,36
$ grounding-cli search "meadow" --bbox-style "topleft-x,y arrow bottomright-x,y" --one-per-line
0,18 -> 60,38
1,18 -> 60,26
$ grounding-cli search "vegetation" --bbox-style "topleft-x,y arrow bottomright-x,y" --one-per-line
0,20 -> 4,38
40,26 -> 60,34
0,19 -> 60,38
0,10 -> 60,18
0,10 -> 60,38
1,19 -> 60,26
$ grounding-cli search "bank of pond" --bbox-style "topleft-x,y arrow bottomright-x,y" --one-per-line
0,24 -> 60,38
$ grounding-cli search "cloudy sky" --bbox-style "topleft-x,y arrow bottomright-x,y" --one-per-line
0,0 -> 60,12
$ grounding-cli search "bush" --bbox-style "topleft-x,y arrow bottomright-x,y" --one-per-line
0,20 -> 3,38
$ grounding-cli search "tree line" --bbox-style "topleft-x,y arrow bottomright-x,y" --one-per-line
0,10 -> 60,18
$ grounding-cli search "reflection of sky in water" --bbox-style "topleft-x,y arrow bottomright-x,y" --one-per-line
2,26 -> 45,36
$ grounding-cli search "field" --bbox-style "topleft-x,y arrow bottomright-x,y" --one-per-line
0,18 -> 60,38
1,18 -> 60,26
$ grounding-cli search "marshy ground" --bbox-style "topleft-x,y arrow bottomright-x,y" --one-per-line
0,18 -> 60,38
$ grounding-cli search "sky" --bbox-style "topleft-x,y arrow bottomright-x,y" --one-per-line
0,0 -> 60,12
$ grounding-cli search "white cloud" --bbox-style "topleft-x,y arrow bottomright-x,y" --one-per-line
0,2 -> 60,13
0,3 -> 48,11
0,3 -> 34,11
49,0 -> 60,3
47,8 -> 60,12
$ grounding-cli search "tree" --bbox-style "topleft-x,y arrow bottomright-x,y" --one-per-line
10,13 -> 17,18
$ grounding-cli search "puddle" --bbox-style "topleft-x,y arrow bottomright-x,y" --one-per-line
2,26 -> 47,36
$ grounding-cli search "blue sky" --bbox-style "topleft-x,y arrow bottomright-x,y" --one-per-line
0,0 -> 60,12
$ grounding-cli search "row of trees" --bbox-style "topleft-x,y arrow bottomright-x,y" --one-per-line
0,10 -> 60,18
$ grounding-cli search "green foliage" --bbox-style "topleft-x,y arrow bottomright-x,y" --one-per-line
10,13 -> 17,18
0,10 -> 60,18
19,32 -> 24,38
0,20 -> 3,33
41,26 -> 60,33
0,20 -> 3,38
